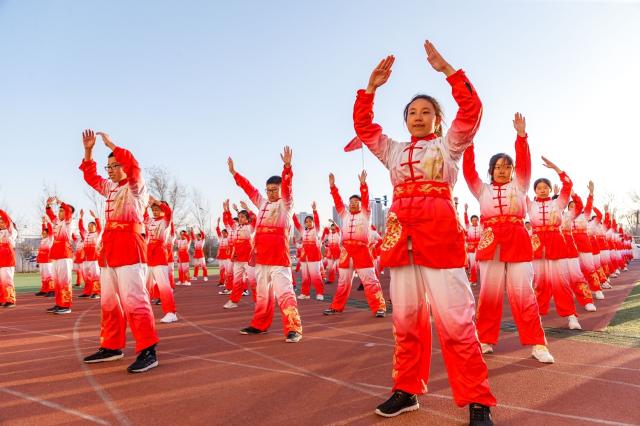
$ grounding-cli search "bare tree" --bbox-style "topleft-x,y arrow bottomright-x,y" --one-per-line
84,188 -> 105,220
145,166 -> 188,227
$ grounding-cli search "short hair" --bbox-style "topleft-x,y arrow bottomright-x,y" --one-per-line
266,175 -> 282,185
108,152 -> 115,159
238,210 -> 250,221
304,215 -> 313,222
470,215 -> 479,221
89,221 -> 96,227
349,194 -> 361,201
534,178 -> 552,191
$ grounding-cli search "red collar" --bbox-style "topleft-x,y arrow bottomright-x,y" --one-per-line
117,178 -> 129,187
410,133 -> 438,144
491,180 -> 510,187
535,197 -> 551,202
349,209 -> 361,215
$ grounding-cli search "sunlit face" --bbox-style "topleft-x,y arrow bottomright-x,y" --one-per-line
0,218 -> 5,230
57,208 -> 67,221
266,183 -> 281,202
492,158 -> 513,184
406,98 -> 439,139
330,224 -> 336,233
151,205 -> 163,219
304,217 -> 313,229
180,231 -> 187,240
88,222 -> 97,233
238,213 -> 248,225
568,201 -> 575,214
349,197 -> 361,213
222,230 -> 228,238
41,230 -> 48,238
535,181 -> 551,199
471,217 -> 479,226
106,156 -> 126,183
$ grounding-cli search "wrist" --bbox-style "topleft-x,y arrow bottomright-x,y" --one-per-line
365,85 -> 376,94
442,65 -> 456,77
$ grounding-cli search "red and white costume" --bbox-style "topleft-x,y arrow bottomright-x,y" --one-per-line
176,233 -> 192,284
233,165 -> 302,336
216,225 -> 232,287
463,137 -> 547,347
587,207 -> 609,284
37,221 -> 54,294
223,214 -> 239,291
527,172 -> 578,318
293,211 -> 324,298
322,225 -> 341,283
350,69 -> 494,407
328,181 -> 386,315
0,210 -> 17,305
145,203 -> 176,315
72,233 -> 85,287
80,216 -> 102,297
46,202 -> 75,309
192,231 -> 208,279
560,198 -> 593,307
166,224 -> 176,289
463,210 -> 482,284
80,146 -> 158,353
228,209 -> 257,303
570,194 -> 603,295
369,226 -> 383,278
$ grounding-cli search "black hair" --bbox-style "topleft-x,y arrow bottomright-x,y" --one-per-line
488,153 -> 514,180
266,175 -> 282,185
89,221 -> 97,227
67,204 -> 76,214
534,178 -> 552,191
238,210 -> 250,221
304,215 -> 313,222
470,215 -> 479,221
349,194 -> 361,201
403,94 -> 445,137
108,152 -> 115,158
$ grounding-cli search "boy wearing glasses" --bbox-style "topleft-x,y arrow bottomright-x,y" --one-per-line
79,129 -> 159,373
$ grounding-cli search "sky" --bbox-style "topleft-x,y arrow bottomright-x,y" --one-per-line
1,0 -> 639,235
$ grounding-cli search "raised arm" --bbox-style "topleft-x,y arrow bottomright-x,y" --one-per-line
78,210 -> 86,240
280,146 -> 293,210
513,113 -> 531,191
464,204 -> 470,227
312,202 -> 320,229
542,156 -> 572,209
329,173 -> 345,215
80,130 -> 110,197
593,206 -> 603,223
229,157 -> 265,209
583,181 -> 594,218
292,213 -> 303,234
45,197 -> 57,223
359,170 -> 370,218
571,193 -> 584,217
99,132 -> 146,198
462,144 -> 483,199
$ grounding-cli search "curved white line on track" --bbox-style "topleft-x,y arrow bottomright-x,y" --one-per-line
72,306 -> 132,426
0,387 -> 110,425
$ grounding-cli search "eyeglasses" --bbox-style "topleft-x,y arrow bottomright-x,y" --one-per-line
266,188 -> 280,193
104,164 -> 122,171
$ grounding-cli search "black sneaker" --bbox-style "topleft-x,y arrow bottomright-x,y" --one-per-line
239,326 -> 267,335
45,291 -> 55,297
90,294 -> 101,299
127,345 -> 158,373
3,302 -> 15,308
84,348 -> 124,363
285,331 -> 302,343
375,309 -> 386,318
34,291 -> 47,296
375,390 -> 419,417
469,403 -> 493,426
54,307 -> 72,315
323,308 -> 341,316
46,305 -> 60,313
78,294 -> 90,298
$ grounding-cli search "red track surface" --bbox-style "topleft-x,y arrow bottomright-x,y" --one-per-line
1,264 -> 639,425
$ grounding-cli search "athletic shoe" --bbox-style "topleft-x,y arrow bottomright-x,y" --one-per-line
190,277 -> 197,281
375,309 -> 386,318
480,343 -> 494,354
182,281 -> 191,286
203,277 -> 208,282
218,289 -> 231,295
297,294 -> 310,300
374,390 -> 419,417
601,281 -> 612,289
531,345 -> 555,363
90,294 -> 101,299
584,303 -> 597,312
239,326 -> 267,335
323,308 -> 341,316
217,283 -> 225,287
285,331 -> 302,343
242,290 -> 250,296
469,403 -> 493,426
3,302 -> 16,308
160,312 -> 178,323
34,291 -> 47,296
84,347 -> 124,363
45,291 -> 55,297
568,315 -> 582,330
223,301 -> 238,309
78,294 -> 90,298
316,294 -> 324,301
623,267 -> 628,272
46,305 -> 60,313
594,291 -> 605,300
54,307 -> 72,315
153,298 -> 162,305
127,345 -> 158,373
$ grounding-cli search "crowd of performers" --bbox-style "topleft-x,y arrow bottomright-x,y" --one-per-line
0,40 -> 636,425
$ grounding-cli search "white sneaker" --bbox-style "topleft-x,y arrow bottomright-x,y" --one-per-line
316,294 -> 324,301
191,277 -> 197,281
568,315 -> 582,330
594,290 -> 605,300
203,277 -> 208,282
175,282 -> 182,286
480,343 -> 494,354
297,294 -> 310,300
218,289 -> 231,295
242,290 -> 250,296
182,281 -> 191,286
584,303 -> 597,312
623,267 -> 628,272
615,268 -> 621,275
223,301 -> 238,309
601,281 -> 612,289
160,312 -> 178,323
531,345 -> 555,363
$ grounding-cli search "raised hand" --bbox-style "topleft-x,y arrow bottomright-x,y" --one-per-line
464,203 -> 468,212
217,217 -> 221,226
541,156 -> 561,173
239,200 -> 249,210
311,201 -> 317,210
89,210 -> 97,218
588,181 -> 594,195
280,146 -> 292,166
424,40 -> 455,76
227,157 -> 236,175
553,184 -> 560,196
82,129 -> 96,151
96,132 -> 116,151
232,203 -> 239,212
604,204 -> 609,213
46,196 -> 57,206
366,55 -> 395,94
358,170 -> 367,184
80,209 -> 84,217
329,173 -> 335,187
513,113 -> 526,137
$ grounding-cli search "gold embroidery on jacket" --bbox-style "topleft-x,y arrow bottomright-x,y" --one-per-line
381,212 -> 402,252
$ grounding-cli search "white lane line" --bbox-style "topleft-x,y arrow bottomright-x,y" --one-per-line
72,307 -> 132,426
0,387 -> 110,425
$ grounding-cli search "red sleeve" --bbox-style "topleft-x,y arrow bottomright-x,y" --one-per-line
361,183 -> 370,217
464,210 -> 470,227
46,222 -> 53,235
555,172 -> 573,210
45,205 -> 56,222
60,203 -> 73,224
444,70 -> 483,160
0,210 -> 10,227
292,214 -> 302,233
330,185 -> 345,215
281,165 -> 293,209
593,207 -> 603,222
216,226 -> 222,237
313,210 -> 320,229
78,217 -> 86,240
604,212 -> 611,230
321,227 -> 329,240
353,90 -> 383,145
571,193 -> 584,216
234,172 -> 264,209
223,210 -> 233,229
583,195 -> 593,218
112,147 -> 143,194
462,144 -> 482,199
249,211 -> 257,227
190,230 -> 195,240
514,134 -> 531,191
79,159 -> 108,197
95,218 -> 102,233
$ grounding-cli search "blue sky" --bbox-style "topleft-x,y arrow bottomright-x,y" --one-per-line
1,0 -> 639,233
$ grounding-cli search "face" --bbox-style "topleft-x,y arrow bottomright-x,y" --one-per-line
238,214 -> 248,225
57,208 -> 66,221
406,98 -> 439,139
535,181 -> 551,199
106,156 -> 127,183
151,205 -> 163,219
266,183 -> 281,202
88,223 -> 97,233
330,225 -> 336,233
492,157 -> 513,184
568,201 -> 575,213
471,217 -> 479,226
222,230 -> 228,238
304,217 -> 313,229
41,230 -> 48,238
0,218 -> 5,230
349,197 -> 361,212
181,232 -> 187,240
